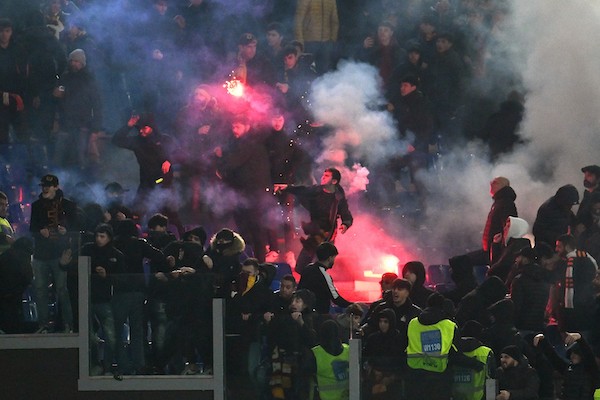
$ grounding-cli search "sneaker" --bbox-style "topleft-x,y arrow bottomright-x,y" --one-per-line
202,366 -> 213,375
63,324 -> 73,334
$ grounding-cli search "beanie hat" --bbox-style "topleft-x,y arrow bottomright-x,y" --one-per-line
68,49 -> 86,67
95,223 -> 114,240
501,345 -> 522,361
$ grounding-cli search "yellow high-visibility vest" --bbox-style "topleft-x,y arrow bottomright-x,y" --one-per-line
312,344 -> 350,400
407,317 -> 456,372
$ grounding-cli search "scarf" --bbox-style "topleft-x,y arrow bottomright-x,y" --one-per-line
564,255 -> 575,309
563,250 -> 594,308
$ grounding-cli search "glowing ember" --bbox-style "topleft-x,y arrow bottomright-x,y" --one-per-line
224,78 -> 244,97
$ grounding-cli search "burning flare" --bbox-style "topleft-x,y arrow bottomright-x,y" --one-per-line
224,76 -> 244,97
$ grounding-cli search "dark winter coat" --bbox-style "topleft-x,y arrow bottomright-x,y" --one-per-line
113,224 -> 164,294
482,299 -> 531,366
364,296 -> 422,339
536,336 -> 598,400
402,261 -> 435,310
267,307 -> 317,354
363,308 -> 406,372
445,255 -> 477,307
496,358 -> 540,400
216,131 -> 272,195
29,189 -> 78,260
59,67 -> 103,131
483,100 -> 524,161
112,125 -> 176,190
455,276 -> 507,327
482,185 -> 518,253
510,263 -> 551,332
264,128 -> 309,185
80,241 -> 127,303
392,89 -> 435,152
226,273 -> 272,340
285,184 -> 353,236
488,237 -> 531,283
205,230 -> 245,298
532,196 -> 576,247
161,240 -> 213,320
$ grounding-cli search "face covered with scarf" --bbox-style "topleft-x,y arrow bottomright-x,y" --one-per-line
238,259 -> 259,294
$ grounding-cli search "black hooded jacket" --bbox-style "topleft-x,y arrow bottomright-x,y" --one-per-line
403,261 -> 435,309
511,263 -> 551,332
364,308 -> 406,372
482,185 -> 518,253
536,336 -> 599,400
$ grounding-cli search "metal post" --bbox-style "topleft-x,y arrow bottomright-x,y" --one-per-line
349,338 -> 361,400
213,299 -> 226,400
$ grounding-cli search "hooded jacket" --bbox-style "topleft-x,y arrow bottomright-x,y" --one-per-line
403,261 -> 435,309
533,188 -> 577,247
205,230 -> 245,297
364,308 -> 406,372
445,255 -> 477,307
112,123 -> 176,190
488,216 -> 531,282
511,263 -> 551,332
482,298 -> 531,366
482,185 -> 518,253
536,336 -> 599,400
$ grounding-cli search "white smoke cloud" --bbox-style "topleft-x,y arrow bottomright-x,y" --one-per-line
310,61 -> 409,166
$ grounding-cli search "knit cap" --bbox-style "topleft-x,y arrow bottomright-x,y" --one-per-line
501,345 -> 522,361
69,49 -> 86,67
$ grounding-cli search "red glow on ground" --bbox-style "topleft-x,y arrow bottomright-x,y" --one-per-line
327,213 -> 418,303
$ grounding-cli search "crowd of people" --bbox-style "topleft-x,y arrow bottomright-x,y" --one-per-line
1,0 -> 600,399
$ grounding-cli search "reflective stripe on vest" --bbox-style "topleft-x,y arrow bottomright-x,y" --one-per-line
453,345 -> 493,400
407,317 -> 457,372
312,344 -> 350,400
